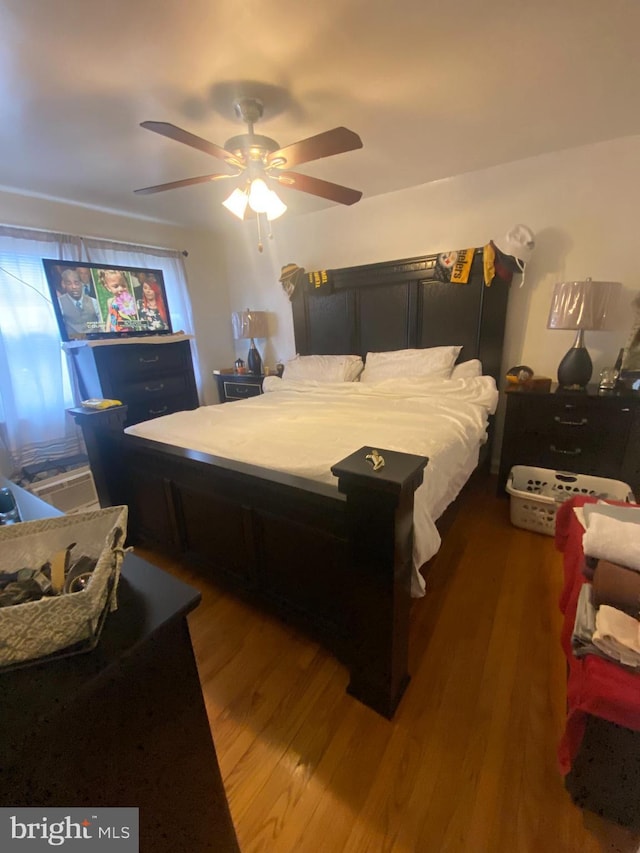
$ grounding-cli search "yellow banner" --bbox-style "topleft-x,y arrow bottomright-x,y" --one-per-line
307,270 -> 330,288
449,248 -> 474,284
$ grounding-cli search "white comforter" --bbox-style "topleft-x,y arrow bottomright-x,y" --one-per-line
125,375 -> 498,595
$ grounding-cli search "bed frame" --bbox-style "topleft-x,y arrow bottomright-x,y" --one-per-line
71,248 -> 509,718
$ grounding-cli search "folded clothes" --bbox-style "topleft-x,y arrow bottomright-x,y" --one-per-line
556,497 -> 640,775
592,604 -> 640,668
582,513 -> 640,572
571,583 -> 600,658
593,559 -> 640,617
570,583 -> 618,663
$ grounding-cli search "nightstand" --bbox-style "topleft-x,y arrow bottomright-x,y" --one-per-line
214,370 -> 265,403
497,386 -> 640,497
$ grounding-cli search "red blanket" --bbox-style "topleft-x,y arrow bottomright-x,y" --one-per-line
555,496 -> 640,773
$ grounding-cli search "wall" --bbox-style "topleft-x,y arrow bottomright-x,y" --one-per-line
0,189 -> 233,404
221,133 -> 640,466
2,133 -> 639,463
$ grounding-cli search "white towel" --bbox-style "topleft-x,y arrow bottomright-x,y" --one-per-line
572,506 -> 586,529
582,513 -> 640,572
584,501 -> 640,527
592,604 -> 640,667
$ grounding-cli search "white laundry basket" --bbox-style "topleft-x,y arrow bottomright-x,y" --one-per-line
505,466 -> 634,536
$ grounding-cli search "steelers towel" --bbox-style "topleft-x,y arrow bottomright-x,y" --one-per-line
433,248 -> 474,284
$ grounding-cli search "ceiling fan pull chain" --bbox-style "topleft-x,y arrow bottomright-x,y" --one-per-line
257,213 -> 264,253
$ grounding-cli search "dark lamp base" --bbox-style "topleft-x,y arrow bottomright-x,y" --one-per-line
557,345 -> 592,391
247,339 -> 263,375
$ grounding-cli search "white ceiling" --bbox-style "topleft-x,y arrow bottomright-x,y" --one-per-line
2,0 -> 639,230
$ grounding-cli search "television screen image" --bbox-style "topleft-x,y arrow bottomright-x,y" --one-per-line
42,259 -> 173,342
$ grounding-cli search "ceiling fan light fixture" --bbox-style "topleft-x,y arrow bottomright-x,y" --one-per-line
136,105 -> 363,251
265,190 -> 287,221
222,187 -> 249,220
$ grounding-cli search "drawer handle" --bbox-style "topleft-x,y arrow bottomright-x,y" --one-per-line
554,416 -> 588,426
550,444 -> 582,456
144,383 -> 165,392
149,406 -> 168,415
139,355 -> 160,364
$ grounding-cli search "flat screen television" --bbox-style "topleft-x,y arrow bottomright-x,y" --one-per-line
42,259 -> 173,342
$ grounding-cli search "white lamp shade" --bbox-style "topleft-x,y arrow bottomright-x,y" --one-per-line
266,190 -> 287,221
547,279 -> 621,331
222,188 -> 249,220
231,310 -> 268,340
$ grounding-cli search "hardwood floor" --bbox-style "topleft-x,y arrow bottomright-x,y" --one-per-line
137,475 -> 640,853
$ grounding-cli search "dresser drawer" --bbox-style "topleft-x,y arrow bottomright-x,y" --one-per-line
519,398 -> 629,432
116,374 -> 190,400
126,392 -> 197,424
532,441 -> 626,479
221,379 -> 263,400
95,342 -> 190,382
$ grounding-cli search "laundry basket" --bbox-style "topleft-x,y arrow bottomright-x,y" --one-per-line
506,466 -> 634,536
0,505 -> 127,669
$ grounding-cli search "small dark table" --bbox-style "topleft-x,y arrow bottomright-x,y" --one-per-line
0,479 -> 239,852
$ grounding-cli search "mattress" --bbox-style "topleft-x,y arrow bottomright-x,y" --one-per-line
125,374 -> 499,595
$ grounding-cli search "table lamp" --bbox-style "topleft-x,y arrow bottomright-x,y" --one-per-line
231,309 -> 268,375
547,278 -> 621,390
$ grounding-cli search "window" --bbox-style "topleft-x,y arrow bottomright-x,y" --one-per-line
0,226 -> 198,475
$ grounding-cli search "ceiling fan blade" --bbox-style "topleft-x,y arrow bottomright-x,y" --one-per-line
134,173 -> 238,195
267,127 -> 362,169
274,171 -> 362,205
140,121 -> 244,168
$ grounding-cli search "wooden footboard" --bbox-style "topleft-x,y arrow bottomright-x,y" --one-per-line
70,406 -> 428,718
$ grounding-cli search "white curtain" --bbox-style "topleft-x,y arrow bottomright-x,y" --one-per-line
0,227 -> 199,477
0,227 -> 83,475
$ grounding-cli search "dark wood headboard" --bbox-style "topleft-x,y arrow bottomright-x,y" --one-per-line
291,249 -> 510,384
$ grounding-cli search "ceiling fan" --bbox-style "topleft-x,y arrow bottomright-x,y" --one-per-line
134,98 -> 363,228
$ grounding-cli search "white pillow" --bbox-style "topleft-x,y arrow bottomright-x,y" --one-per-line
283,354 -> 364,382
451,359 -> 483,379
361,346 -> 461,382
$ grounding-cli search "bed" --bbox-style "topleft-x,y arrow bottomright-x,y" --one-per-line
72,248 -> 510,718
123,373 -> 498,597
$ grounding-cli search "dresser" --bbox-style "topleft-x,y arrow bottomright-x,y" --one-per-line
498,387 -> 640,497
214,370 -> 265,403
68,336 -> 199,427
0,478 -> 240,852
